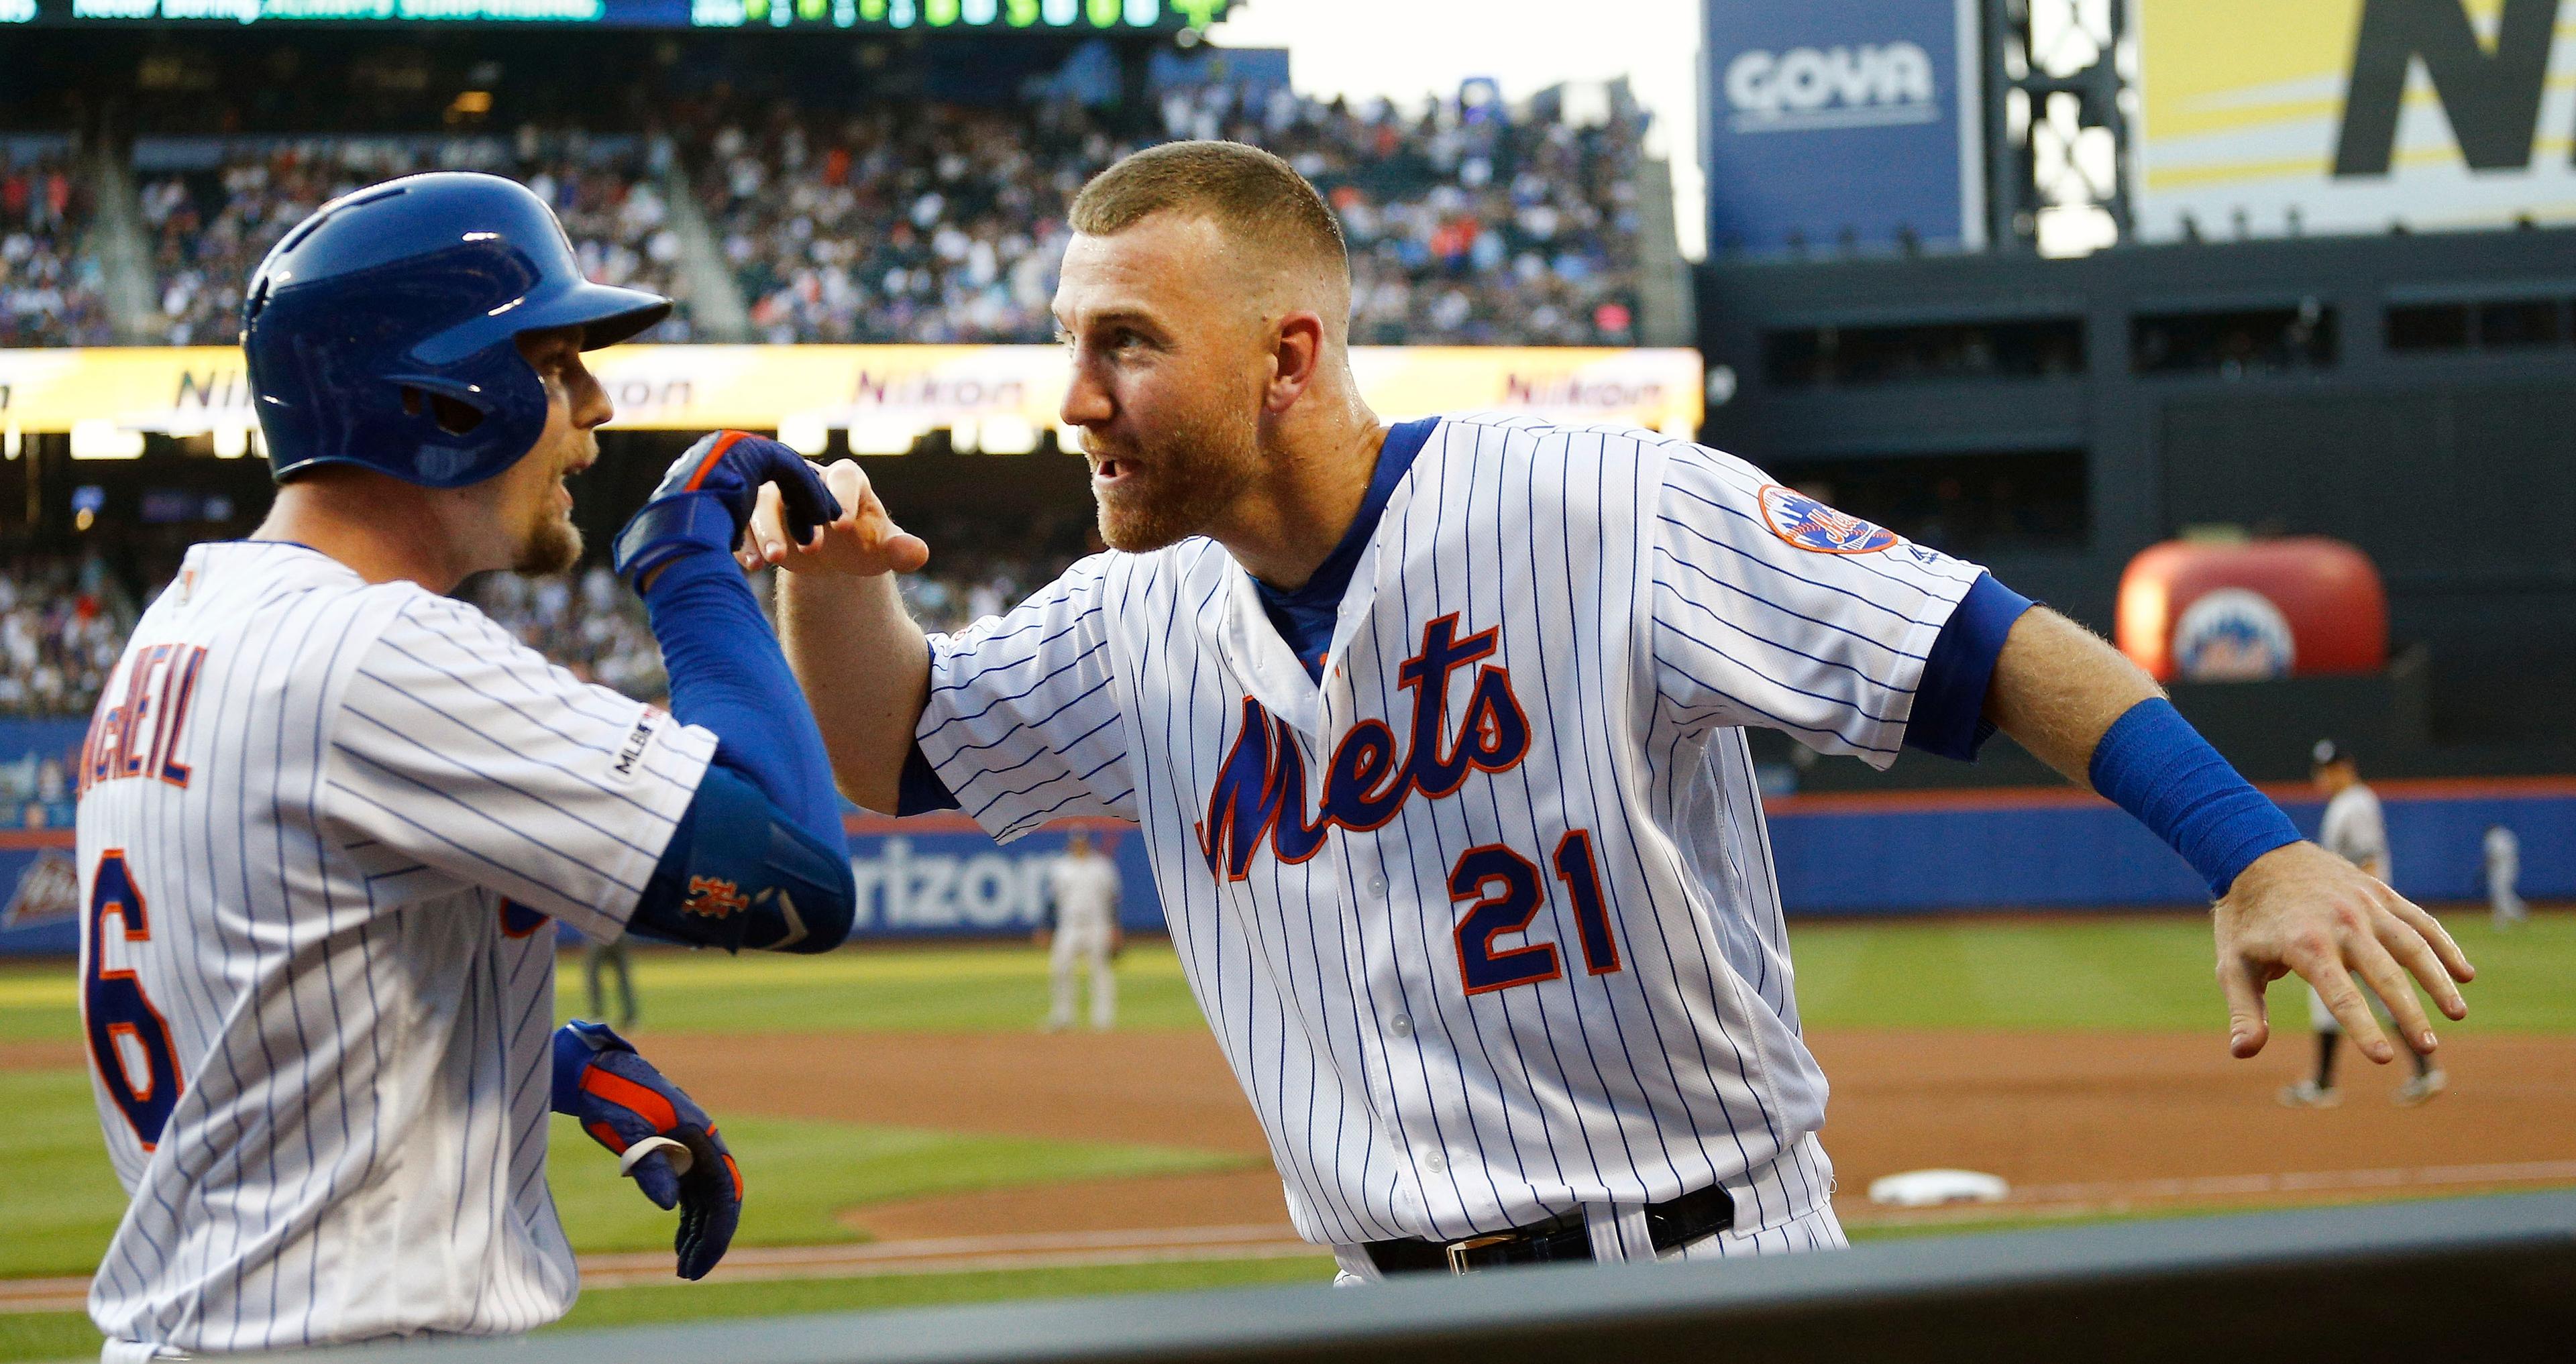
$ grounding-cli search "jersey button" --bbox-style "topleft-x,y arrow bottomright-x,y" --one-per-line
1388,1013 -> 1413,1038
1367,874 -> 1389,896
1419,1147 -> 1447,1174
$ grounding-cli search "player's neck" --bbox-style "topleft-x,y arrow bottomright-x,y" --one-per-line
254,477 -> 491,594
1219,394 -> 1387,591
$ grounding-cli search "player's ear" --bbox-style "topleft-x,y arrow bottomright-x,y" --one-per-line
1265,310 -> 1326,414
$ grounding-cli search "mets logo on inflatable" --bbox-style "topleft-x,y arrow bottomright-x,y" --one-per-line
1758,484 -> 1897,554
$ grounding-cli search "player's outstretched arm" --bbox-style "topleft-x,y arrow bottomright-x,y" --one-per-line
611,431 -> 861,952
1983,606 -> 2474,1064
745,462 -> 934,813
552,1021 -> 741,1280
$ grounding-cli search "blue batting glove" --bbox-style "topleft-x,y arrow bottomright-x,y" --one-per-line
612,430 -> 841,587
552,1020 -> 742,1280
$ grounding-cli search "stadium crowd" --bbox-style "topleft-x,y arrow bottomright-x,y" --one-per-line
1,144 -> 115,348
0,555 -> 136,720
11,70 -> 1648,350
138,129 -> 693,347
700,80 -> 1647,346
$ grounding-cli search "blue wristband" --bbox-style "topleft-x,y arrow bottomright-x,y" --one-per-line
2088,697 -> 2302,899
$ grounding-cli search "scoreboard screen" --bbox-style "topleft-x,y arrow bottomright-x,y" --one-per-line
0,0 -> 1226,30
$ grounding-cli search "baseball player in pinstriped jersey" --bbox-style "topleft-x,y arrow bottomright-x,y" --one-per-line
76,174 -> 859,1357
750,143 -> 2475,1278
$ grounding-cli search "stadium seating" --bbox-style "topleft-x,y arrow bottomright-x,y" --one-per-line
698,84 -> 1648,346
0,554 -> 135,719
135,131 -> 694,347
0,137 -> 115,349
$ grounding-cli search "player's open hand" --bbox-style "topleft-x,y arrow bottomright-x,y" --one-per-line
553,1021 -> 743,1280
739,459 -> 930,578
2210,841 -> 2473,1064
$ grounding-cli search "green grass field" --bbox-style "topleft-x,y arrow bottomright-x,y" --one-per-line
3,910 -> 2567,1362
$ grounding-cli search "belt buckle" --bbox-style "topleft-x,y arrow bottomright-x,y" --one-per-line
1443,1233 -> 1517,1274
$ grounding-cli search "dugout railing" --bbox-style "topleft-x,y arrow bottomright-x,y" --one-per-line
268,1190 -> 2574,1363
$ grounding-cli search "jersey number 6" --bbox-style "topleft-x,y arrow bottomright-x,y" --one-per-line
83,850 -> 184,1149
1450,830 -> 1622,995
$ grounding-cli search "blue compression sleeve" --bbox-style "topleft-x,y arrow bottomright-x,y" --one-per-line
633,766 -> 855,954
2088,697 -> 2303,898
1905,572 -> 2037,762
639,548 -> 848,848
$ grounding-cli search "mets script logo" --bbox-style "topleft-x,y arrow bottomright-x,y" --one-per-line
1758,484 -> 1897,554
1198,615 -> 1530,880
684,876 -> 751,921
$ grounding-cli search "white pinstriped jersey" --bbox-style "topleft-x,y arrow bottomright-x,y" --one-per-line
914,414 -> 1983,1250
74,541 -> 714,1354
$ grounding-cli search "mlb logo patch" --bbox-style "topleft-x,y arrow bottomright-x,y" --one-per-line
1758,484 -> 1896,554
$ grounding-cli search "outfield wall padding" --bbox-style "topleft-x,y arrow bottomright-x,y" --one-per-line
4,698 -> 2569,954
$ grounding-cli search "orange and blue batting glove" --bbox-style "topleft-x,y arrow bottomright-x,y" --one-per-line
552,1019 -> 743,1280
612,429 -> 841,586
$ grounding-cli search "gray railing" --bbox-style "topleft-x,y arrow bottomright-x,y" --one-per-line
270,1190 -> 2575,1363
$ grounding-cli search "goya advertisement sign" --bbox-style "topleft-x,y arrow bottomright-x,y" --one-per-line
1701,0 -> 1986,255
2135,0 -> 2576,239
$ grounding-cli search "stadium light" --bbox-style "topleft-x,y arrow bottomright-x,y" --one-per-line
977,416 -> 1039,455
847,417 -> 919,457
69,420 -> 145,461
949,419 -> 981,455
777,414 -> 831,457
212,426 -> 252,460
2,424 -> 17,461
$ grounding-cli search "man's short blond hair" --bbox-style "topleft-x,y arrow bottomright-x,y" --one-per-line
1069,140 -> 1348,277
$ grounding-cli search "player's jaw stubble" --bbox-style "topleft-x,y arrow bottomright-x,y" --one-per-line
1086,394 -> 1263,555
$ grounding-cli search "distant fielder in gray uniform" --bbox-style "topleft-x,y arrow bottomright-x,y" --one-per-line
2282,740 -> 2447,1108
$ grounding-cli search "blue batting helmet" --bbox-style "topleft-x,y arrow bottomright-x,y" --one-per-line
242,171 -> 671,488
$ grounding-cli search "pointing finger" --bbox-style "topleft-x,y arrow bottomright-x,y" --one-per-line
2373,893 -> 2467,1023
2216,954 -> 2269,1059
2379,889 -> 2475,988
2304,950 -> 2394,1063
2348,932 -> 2438,1056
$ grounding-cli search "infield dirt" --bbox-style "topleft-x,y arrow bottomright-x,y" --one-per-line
635,1026 -> 2576,1238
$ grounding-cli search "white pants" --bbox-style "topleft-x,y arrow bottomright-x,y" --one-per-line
1330,1131 -> 1845,1282
1047,914 -> 1116,1029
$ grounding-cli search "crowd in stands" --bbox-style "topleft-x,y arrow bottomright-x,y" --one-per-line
13,72 -> 1650,351
0,555 -> 136,720
1,144 -> 115,348
138,129 -> 693,347
702,80 -> 1647,346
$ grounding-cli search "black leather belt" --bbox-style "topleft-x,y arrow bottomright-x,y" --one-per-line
1363,1183 -> 1735,1275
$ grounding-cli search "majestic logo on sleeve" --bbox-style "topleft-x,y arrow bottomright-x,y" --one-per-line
1198,615 -> 1531,880
1758,484 -> 1897,554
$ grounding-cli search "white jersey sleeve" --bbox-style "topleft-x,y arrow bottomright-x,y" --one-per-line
1648,442 -> 1984,768
323,591 -> 717,940
916,553 -> 1137,841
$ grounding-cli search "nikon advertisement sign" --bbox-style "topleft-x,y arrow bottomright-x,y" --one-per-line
0,344 -> 1701,446
2136,0 -> 2576,240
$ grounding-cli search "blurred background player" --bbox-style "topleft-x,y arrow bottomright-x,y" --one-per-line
1038,828 -> 1124,1031
2485,824 -> 2526,931
2282,739 -> 2445,1109
587,928 -> 641,1030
